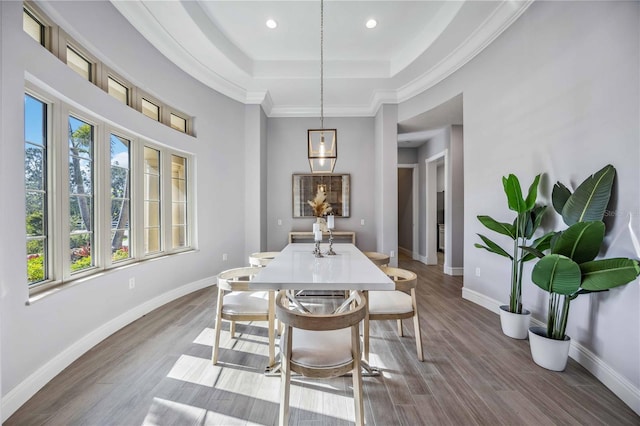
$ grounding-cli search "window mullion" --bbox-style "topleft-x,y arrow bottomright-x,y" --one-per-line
56,102 -> 71,280
97,125 -> 111,269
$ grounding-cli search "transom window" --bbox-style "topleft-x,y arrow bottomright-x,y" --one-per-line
108,77 -> 129,105
142,99 -> 160,121
170,114 -> 187,133
23,9 -> 44,45
66,46 -> 92,81
22,3 -> 193,135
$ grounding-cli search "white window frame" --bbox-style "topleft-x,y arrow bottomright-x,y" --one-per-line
26,85 -> 195,297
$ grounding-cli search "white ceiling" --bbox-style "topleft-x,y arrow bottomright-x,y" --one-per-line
112,0 -> 532,122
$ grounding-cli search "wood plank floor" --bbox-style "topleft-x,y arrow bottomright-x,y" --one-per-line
7,255 -> 639,425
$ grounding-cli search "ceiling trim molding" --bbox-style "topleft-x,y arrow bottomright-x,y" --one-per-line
112,0 -> 533,118
397,0 -> 534,104
389,1 -> 464,76
111,0 -> 250,104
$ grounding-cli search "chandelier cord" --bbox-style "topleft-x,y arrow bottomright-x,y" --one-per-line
320,0 -> 324,129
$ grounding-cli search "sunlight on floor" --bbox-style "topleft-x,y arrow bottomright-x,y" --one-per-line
142,397 -> 209,425
167,354 -> 221,387
193,327 -> 214,346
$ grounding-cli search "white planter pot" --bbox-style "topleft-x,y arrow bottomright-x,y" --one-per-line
528,326 -> 571,371
499,305 -> 530,339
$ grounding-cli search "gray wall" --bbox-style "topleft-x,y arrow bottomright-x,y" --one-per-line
266,117 -> 379,251
401,0 -> 640,399
1,1 -> 248,416
398,147 -> 418,164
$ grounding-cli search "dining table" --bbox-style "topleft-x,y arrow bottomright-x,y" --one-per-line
250,242 -> 394,375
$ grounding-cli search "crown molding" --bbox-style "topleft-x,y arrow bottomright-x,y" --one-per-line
112,0 -> 533,118
396,0 -> 534,103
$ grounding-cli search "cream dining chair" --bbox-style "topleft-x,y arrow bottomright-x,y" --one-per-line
276,290 -> 366,426
363,266 -> 423,362
212,266 -> 276,368
248,251 -> 280,267
363,251 -> 390,268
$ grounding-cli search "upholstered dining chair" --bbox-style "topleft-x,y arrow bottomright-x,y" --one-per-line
276,290 -> 366,426
363,266 -> 423,362
212,266 -> 276,368
363,251 -> 390,268
248,251 -> 280,267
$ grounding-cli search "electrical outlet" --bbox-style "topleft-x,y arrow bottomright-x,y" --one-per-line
360,219 -> 365,226
277,219 -> 282,226
390,250 -> 395,258
128,277 -> 135,290
475,267 -> 481,277
222,253 -> 228,261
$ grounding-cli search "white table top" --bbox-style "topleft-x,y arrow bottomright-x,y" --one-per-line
250,243 -> 394,291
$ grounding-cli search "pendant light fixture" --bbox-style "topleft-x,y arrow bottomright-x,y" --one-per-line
308,0 -> 337,173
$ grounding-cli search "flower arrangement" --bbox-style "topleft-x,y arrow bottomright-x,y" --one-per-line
308,188 -> 332,217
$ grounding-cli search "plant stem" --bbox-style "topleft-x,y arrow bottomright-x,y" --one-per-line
510,214 -> 521,313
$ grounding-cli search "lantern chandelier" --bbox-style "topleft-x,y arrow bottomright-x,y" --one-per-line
307,0 -> 337,173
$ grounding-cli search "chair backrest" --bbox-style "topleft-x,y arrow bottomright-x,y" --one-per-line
380,266 -> 417,292
363,251 -> 390,267
248,251 -> 280,267
275,290 -> 366,331
217,266 -> 262,291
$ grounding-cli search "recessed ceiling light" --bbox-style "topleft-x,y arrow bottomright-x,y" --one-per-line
266,19 -> 277,29
365,19 -> 377,29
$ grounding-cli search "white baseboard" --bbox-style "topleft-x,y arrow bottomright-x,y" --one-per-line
461,287 -> 640,416
1,277 -> 215,422
444,265 -> 464,276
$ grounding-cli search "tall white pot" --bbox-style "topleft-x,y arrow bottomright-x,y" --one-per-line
528,326 -> 571,371
499,305 -> 530,339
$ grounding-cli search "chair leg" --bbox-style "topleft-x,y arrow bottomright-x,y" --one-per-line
230,320 -> 236,338
352,326 -> 365,426
268,291 -> 276,367
362,291 -> 370,362
411,289 -> 424,361
279,329 -> 292,426
363,313 -> 370,362
212,289 -> 225,365
397,319 -> 404,337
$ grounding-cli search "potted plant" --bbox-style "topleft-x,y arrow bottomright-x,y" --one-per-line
528,164 -> 640,371
475,174 -> 552,339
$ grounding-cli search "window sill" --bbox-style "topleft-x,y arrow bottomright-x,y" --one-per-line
26,248 -> 198,305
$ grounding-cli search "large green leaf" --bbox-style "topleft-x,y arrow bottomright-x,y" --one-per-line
475,234 -> 512,259
521,232 -> 554,262
502,175 -> 526,213
532,254 -> 581,295
561,164 -> 615,225
477,215 -> 515,239
552,182 -> 571,216
551,221 -> 605,263
524,205 -> 547,239
580,258 -> 640,291
524,174 -> 541,210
